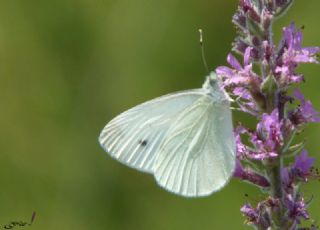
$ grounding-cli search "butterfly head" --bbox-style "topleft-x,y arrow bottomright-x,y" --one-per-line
203,72 -> 231,102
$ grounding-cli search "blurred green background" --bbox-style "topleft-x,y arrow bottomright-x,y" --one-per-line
0,0 -> 319,229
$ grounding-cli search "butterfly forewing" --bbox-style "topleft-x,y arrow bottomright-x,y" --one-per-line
99,89 -> 207,173
153,95 -> 235,197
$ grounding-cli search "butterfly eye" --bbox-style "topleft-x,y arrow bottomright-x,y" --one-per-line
209,78 -> 218,87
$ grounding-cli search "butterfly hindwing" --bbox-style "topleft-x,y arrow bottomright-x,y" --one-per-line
153,95 -> 235,197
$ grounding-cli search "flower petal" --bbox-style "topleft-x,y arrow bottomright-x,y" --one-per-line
227,53 -> 242,70
244,47 -> 253,66
216,66 -> 234,77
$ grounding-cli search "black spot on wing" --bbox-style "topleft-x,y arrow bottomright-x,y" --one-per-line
138,139 -> 148,147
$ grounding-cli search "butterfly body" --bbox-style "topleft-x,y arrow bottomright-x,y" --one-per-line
99,72 -> 236,197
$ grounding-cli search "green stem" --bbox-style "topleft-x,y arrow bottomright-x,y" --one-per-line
267,157 -> 284,229
268,159 -> 283,199
266,92 -> 287,229
260,9 -> 289,226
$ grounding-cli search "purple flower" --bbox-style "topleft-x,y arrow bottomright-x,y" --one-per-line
281,150 -> 315,193
289,89 -> 320,125
233,87 -> 259,116
250,109 -> 283,158
234,160 -> 270,187
294,150 -> 315,174
235,127 -> 250,159
240,203 -> 259,223
282,23 -> 320,64
235,111 -> 285,162
216,47 -> 264,115
275,23 -> 320,86
292,150 -> 315,181
216,47 -> 262,89
233,159 -> 244,177
235,123 -> 279,161
240,202 -> 272,229
281,167 -> 293,192
285,194 -> 310,224
235,128 -> 252,160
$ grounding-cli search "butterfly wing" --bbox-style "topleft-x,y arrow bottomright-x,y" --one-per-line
153,95 -> 235,197
99,89 -> 208,173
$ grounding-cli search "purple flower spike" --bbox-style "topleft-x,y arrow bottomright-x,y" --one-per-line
218,1 -> 319,228
289,89 -> 320,125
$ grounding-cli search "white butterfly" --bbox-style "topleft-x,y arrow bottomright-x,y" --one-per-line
99,72 -> 236,197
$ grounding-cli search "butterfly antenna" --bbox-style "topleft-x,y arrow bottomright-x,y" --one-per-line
198,29 -> 209,74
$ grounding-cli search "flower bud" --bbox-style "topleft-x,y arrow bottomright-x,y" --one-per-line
262,9 -> 273,30
232,12 -> 247,31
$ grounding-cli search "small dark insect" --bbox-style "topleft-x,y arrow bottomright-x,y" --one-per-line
138,140 -> 148,147
244,193 -> 249,197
